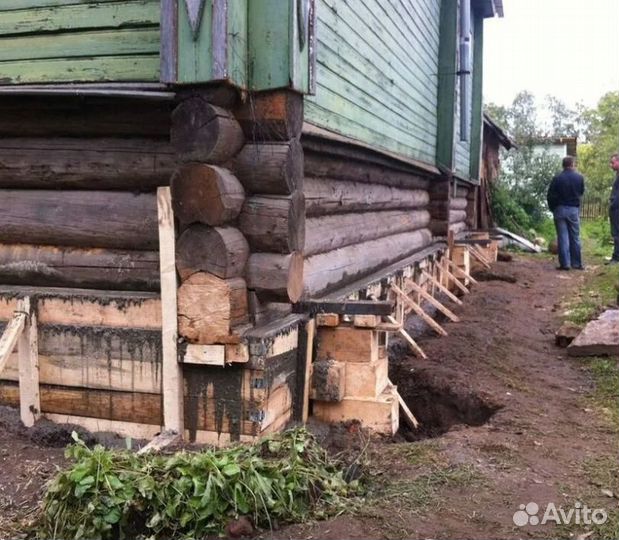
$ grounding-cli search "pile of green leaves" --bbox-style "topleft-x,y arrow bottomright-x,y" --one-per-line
39,428 -> 360,540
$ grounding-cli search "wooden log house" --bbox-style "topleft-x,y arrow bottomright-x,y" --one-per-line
0,0 -> 503,443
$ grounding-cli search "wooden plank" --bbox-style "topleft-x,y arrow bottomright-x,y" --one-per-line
447,257 -> 478,284
0,28 -> 159,62
391,284 -> 447,337
469,245 -> 492,269
137,430 -> 181,455
316,313 -> 340,327
302,319 -> 316,423
293,300 -> 393,316
160,0 -> 178,83
435,0 -> 458,169
17,297 -> 40,427
387,315 -> 426,359
0,287 -> 161,328
0,311 -> 26,375
404,279 -> 460,322
0,1 -> 159,35
395,386 -> 419,430
157,186 -> 183,435
1,326 -> 163,395
0,56 -> 160,84
182,344 -> 225,367
441,266 -> 470,295
420,270 -> 463,306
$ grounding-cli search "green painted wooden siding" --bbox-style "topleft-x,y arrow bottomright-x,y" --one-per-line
0,0 -> 160,84
304,0 -> 441,166
176,0 -> 248,87
248,0 -> 309,92
469,11 -> 484,180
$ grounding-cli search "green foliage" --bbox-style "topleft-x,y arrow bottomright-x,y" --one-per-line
490,182 -> 533,236
485,90 -> 618,232
39,428 -> 359,540
578,92 -> 619,194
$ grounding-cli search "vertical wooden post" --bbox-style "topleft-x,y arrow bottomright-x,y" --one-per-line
157,186 -> 184,435
302,318 -> 316,423
17,297 -> 40,427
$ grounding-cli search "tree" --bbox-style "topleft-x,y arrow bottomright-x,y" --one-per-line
578,92 -> 619,194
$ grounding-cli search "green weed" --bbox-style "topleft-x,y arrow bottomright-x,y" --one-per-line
38,428 -> 360,540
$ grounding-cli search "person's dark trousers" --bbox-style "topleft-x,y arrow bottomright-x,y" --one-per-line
553,205 -> 582,269
610,206 -> 619,261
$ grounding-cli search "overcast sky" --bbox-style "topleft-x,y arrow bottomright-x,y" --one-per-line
483,0 -> 619,109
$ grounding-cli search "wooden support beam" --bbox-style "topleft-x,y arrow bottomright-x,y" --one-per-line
447,257 -> 478,284
391,284 -> 447,337
137,430 -> 181,455
404,279 -> 460,322
469,245 -> 491,269
0,307 -> 26,375
293,299 -> 394,316
302,319 -> 316,423
316,313 -> 339,327
17,297 -> 40,427
390,381 -> 419,430
420,270 -> 463,306
442,266 -> 470,295
157,186 -> 183,436
386,315 -> 427,359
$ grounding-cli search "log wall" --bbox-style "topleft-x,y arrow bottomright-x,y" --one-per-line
300,134 -> 434,298
0,95 -> 175,292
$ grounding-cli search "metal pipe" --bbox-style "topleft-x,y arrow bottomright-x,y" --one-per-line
459,0 -> 472,142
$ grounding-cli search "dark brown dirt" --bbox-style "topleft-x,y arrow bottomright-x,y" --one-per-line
264,256 -> 619,539
1,255 -> 617,540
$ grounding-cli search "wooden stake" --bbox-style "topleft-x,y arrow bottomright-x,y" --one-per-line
469,245 -> 491,269
157,186 -> 183,435
387,315 -> 427,359
302,319 -> 316,423
17,297 -> 40,427
441,266 -> 470,295
0,308 -> 26,374
391,284 -> 447,336
420,270 -> 463,305
447,257 -> 478,284
392,383 -> 420,429
404,279 -> 460,322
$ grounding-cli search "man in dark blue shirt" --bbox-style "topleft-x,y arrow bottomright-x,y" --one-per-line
547,156 -> 585,270
608,153 -> 619,264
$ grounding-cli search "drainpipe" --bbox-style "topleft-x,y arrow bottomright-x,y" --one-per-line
459,0 -> 472,142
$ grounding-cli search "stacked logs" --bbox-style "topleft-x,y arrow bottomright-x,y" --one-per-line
301,138 -> 433,297
0,95 -> 174,291
231,92 -> 306,314
170,96 -> 250,346
429,179 -> 473,237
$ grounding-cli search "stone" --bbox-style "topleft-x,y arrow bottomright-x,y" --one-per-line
555,321 -> 583,348
567,310 -> 619,357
